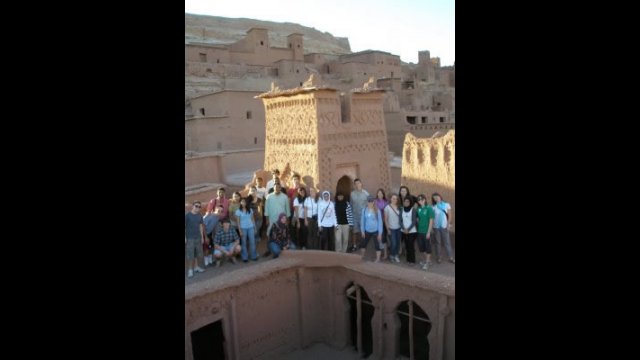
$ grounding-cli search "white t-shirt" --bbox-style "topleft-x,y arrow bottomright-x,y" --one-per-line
384,205 -> 401,230
401,208 -> 417,233
293,197 -> 309,219
255,186 -> 267,200
304,197 -> 318,218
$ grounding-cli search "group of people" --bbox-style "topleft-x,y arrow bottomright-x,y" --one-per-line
184,170 -> 455,278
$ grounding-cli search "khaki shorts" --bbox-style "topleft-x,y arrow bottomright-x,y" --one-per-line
185,237 -> 203,261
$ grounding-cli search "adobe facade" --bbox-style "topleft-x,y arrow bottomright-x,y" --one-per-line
401,130 -> 455,230
256,76 -> 391,195
185,251 -> 455,360
185,23 -> 454,157
185,90 -> 265,152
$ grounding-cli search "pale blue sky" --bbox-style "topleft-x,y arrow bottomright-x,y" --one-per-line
185,0 -> 455,65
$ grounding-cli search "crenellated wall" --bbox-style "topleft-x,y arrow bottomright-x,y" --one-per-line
401,130 -> 455,229
259,85 -> 391,195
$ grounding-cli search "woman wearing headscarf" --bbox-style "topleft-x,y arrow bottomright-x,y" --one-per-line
317,190 -> 337,251
268,213 -> 291,259
400,196 -> 418,264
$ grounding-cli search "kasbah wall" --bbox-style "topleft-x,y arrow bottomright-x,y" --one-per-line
185,252 -> 455,360
258,77 -> 391,194
401,130 -> 455,230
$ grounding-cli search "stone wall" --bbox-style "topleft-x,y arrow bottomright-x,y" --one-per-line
185,251 -> 455,360
401,131 -> 455,229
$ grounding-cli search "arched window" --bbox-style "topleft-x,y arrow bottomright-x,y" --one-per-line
346,283 -> 374,358
397,300 -> 431,359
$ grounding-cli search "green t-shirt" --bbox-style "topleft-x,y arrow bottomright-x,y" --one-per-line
417,205 -> 435,234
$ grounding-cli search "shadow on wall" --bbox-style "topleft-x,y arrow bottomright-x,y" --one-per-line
400,175 -> 454,230
238,167 -> 320,197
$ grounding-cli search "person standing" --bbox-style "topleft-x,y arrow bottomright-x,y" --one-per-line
360,196 -> 384,262
416,194 -> 435,271
400,196 -> 418,264
374,189 -> 389,260
235,198 -> 257,262
431,192 -> 455,264
334,191 -> 354,253
266,169 -> 281,194
350,178 -> 369,252
384,194 -> 402,263
305,187 -> 319,249
206,187 -> 230,220
202,205 -> 222,267
185,201 -> 206,278
293,186 -> 309,250
317,190 -> 337,251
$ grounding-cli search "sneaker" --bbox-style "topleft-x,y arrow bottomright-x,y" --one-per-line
187,269 -> 194,278
419,260 -> 426,266
394,256 -> 401,263
194,267 -> 205,273
421,263 -> 429,271
204,257 -> 210,266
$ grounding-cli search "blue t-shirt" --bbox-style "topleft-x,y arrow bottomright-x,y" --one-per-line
235,208 -> 254,229
185,212 -> 204,240
203,213 -> 220,235
433,201 -> 451,229
361,207 -> 383,234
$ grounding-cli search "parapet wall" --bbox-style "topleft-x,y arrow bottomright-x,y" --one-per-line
185,251 -> 455,360
401,131 -> 455,229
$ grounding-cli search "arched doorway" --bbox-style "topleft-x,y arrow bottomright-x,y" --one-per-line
336,175 -> 353,202
397,300 -> 431,360
346,282 -> 374,358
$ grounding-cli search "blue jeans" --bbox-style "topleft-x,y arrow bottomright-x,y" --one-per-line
388,228 -> 402,256
269,242 -> 283,258
240,226 -> 257,261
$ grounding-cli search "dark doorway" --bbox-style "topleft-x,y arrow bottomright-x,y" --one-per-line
191,319 -> 226,360
336,175 -> 353,202
346,283 -> 374,358
398,300 -> 431,360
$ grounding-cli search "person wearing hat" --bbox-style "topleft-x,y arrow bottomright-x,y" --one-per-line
268,212 -> 291,258
360,195 -> 384,261
317,190 -> 337,251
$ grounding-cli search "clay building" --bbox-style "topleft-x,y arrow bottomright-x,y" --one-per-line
185,251 -> 455,360
257,76 -> 392,196
185,90 -> 265,152
401,130 -> 455,231
185,21 -> 455,157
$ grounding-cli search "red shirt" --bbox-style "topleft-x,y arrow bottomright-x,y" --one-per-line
207,197 -> 230,220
